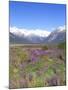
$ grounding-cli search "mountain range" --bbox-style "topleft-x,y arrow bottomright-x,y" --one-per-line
10,27 -> 66,44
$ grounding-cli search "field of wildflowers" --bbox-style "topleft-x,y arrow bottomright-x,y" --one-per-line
9,44 -> 66,88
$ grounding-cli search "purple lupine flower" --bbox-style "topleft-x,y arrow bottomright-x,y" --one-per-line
38,49 -> 52,55
31,54 -> 37,62
28,49 -> 53,62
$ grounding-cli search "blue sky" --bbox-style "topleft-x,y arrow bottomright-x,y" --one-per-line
9,1 -> 66,32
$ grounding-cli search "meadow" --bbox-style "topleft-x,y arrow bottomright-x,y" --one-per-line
9,43 -> 66,88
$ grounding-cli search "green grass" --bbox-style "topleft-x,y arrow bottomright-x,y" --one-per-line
25,59 -> 45,73
44,67 -> 55,78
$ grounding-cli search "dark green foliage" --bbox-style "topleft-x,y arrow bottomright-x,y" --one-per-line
58,42 -> 66,49
42,45 -> 48,50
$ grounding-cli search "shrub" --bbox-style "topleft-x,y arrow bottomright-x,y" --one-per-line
42,45 -> 48,50
58,42 -> 66,49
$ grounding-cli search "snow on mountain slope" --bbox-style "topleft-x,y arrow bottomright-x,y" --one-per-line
46,25 -> 66,43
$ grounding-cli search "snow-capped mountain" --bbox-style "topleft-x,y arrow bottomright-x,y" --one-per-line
10,26 -> 66,44
10,27 -> 50,44
10,27 -> 50,37
45,26 -> 66,43
9,32 -> 47,44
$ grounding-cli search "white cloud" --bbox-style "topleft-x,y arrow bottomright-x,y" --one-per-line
51,25 -> 66,32
10,27 -> 51,37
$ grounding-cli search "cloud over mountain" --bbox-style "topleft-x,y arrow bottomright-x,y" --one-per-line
10,27 -> 51,37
